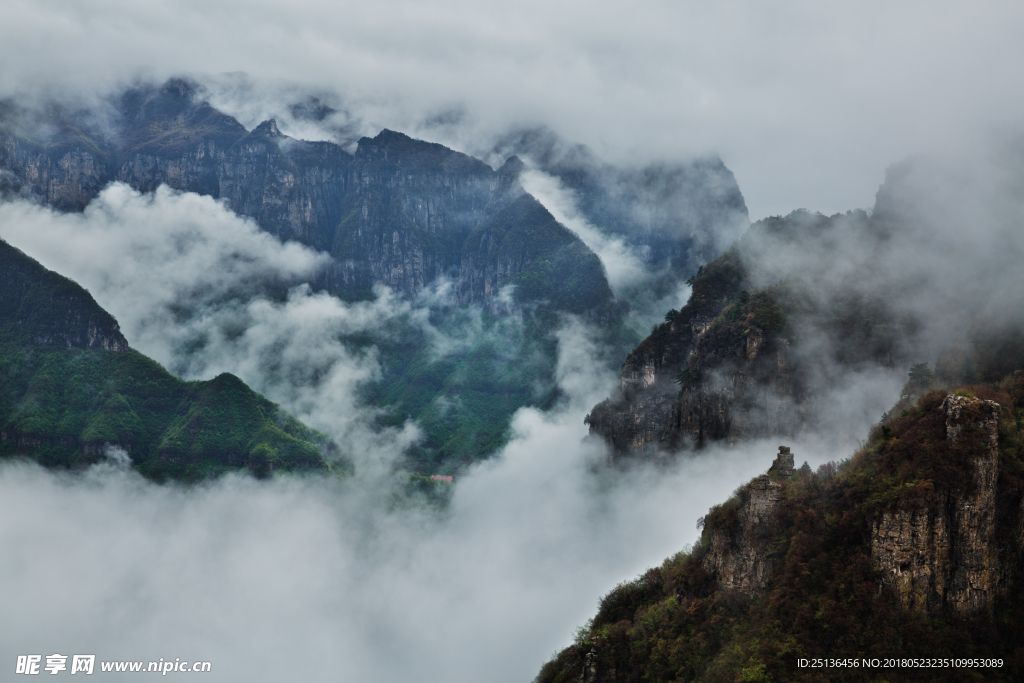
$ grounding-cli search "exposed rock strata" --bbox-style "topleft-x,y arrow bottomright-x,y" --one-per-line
700,446 -> 795,594
0,82 -> 624,314
871,395 -> 1002,617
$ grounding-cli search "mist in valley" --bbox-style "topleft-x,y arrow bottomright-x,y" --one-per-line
0,173 -> 896,681
3,2 -> 1024,681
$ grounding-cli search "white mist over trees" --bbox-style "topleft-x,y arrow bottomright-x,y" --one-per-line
3,2 -> 1024,681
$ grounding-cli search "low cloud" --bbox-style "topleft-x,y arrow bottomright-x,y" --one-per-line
0,177 -> 921,680
4,2 -> 1024,217
0,340 -> 841,683
520,169 -> 695,332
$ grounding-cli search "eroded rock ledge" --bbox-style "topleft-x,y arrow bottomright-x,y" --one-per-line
701,446 -> 796,594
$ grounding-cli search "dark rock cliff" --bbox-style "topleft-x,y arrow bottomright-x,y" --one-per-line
0,81 -> 615,313
871,394 -> 1003,617
700,446 -> 796,594
588,209 -> 913,458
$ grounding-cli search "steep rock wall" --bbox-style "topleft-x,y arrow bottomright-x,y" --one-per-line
871,395 -> 1002,617
700,446 -> 796,594
0,130 -> 110,211
589,280 -> 805,456
0,83 -> 615,313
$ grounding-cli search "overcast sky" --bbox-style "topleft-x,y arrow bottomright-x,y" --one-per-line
7,5 -> 1020,677
3,0 -> 1024,218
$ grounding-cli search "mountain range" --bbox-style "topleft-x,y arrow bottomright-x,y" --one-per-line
0,78 -> 747,470
4,78 -> 1024,680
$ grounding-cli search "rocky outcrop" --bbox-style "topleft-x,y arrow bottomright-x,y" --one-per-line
700,446 -> 795,594
0,128 -> 111,211
871,395 -> 1002,617
588,267 -> 806,456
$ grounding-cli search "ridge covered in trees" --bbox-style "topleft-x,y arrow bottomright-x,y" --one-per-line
0,237 -> 336,481
539,324 -> 1024,682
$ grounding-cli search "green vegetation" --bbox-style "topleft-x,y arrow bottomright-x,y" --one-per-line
683,252 -> 746,318
1,237 -> 334,481
539,329 -> 1024,682
0,342 -> 332,481
364,302 -> 634,472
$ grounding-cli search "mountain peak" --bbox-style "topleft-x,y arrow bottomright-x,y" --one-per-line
253,119 -> 281,136
497,155 -> 525,179
159,77 -> 201,101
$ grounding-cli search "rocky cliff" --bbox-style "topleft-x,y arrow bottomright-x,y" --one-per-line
0,80 -> 616,314
537,369 -> 1024,681
871,394 -> 1002,617
588,209 -> 913,458
700,446 -> 796,593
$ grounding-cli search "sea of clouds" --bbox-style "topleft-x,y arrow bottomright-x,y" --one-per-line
0,183 -> 858,681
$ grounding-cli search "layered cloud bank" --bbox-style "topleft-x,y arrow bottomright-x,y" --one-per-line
0,179 -> 860,681
4,2 -> 1024,216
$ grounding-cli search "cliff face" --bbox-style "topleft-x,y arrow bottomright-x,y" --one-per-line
539,376 -> 1024,681
871,394 -> 1002,617
701,446 -> 796,593
0,128 -> 110,212
0,81 -> 615,313
327,129 -> 514,300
